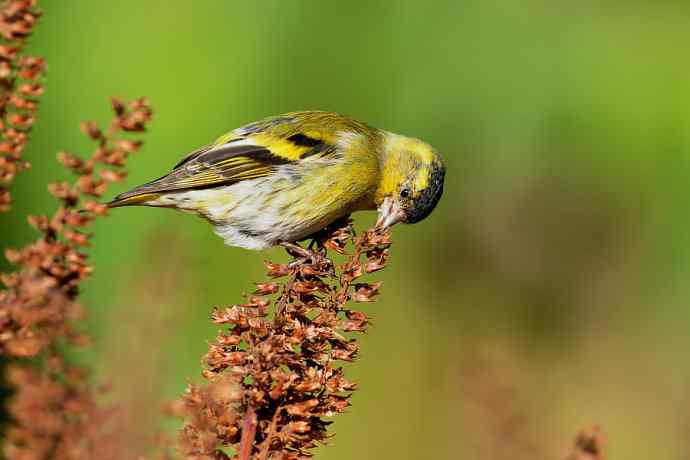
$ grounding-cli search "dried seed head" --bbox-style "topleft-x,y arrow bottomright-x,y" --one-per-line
179,221 -> 392,459
0,0 -> 43,212
1,96 -> 153,460
564,426 -> 605,460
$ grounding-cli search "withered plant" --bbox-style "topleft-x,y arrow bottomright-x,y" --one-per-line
563,426 -> 605,460
0,97 -> 153,460
0,0 -> 43,213
178,220 -> 391,460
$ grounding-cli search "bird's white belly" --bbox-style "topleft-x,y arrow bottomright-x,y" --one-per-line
148,154 -> 373,250
157,177 -> 336,250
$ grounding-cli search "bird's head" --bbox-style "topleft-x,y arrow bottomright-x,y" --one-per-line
374,133 -> 445,229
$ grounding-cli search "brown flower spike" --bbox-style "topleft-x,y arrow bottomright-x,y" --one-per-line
1,97 -> 153,460
179,219 -> 391,459
0,0 -> 44,212
563,426 -> 605,460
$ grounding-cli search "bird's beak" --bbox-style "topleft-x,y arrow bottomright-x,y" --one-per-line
376,197 -> 405,229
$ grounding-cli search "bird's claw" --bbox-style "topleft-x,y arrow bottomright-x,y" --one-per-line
280,241 -> 334,274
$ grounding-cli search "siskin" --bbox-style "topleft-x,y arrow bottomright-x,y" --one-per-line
108,111 -> 445,251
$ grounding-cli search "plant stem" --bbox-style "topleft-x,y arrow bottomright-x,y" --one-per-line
238,404 -> 257,460
257,407 -> 281,460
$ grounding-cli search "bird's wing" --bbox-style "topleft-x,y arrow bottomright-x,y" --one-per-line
108,126 -> 339,206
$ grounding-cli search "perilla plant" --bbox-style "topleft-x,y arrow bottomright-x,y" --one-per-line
0,0 -> 44,213
178,219 -> 391,460
0,96 -> 153,460
563,426 -> 605,460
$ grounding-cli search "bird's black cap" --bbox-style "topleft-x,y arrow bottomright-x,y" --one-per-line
406,162 -> 445,224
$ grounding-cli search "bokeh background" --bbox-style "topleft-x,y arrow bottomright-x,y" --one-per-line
3,1 -> 690,458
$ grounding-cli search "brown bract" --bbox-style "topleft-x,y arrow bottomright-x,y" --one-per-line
179,219 -> 391,460
563,426 -> 605,460
0,97 -> 153,460
0,0 -> 44,212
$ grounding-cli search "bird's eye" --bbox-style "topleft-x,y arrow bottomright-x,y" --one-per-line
400,188 -> 411,199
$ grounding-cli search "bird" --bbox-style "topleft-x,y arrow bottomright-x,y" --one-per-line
107,111 -> 445,253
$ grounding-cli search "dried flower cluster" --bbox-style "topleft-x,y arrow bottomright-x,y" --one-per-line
563,426 -> 605,460
0,0 -> 44,212
179,219 -> 391,460
0,97 -> 153,459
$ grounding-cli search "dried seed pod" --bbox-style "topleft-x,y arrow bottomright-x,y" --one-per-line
1,95 -> 153,460
179,221 -> 392,459
0,0 -> 43,212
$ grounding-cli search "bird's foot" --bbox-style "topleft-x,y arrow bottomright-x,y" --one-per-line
280,241 -> 334,274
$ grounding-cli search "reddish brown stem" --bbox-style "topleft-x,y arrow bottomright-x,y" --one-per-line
238,405 -> 258,460
257,407 -> 281,460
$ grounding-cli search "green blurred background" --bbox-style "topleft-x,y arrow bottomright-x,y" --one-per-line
3,1 -> 690,458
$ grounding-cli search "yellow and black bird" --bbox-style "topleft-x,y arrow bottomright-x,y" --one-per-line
108,111 -> 445,250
